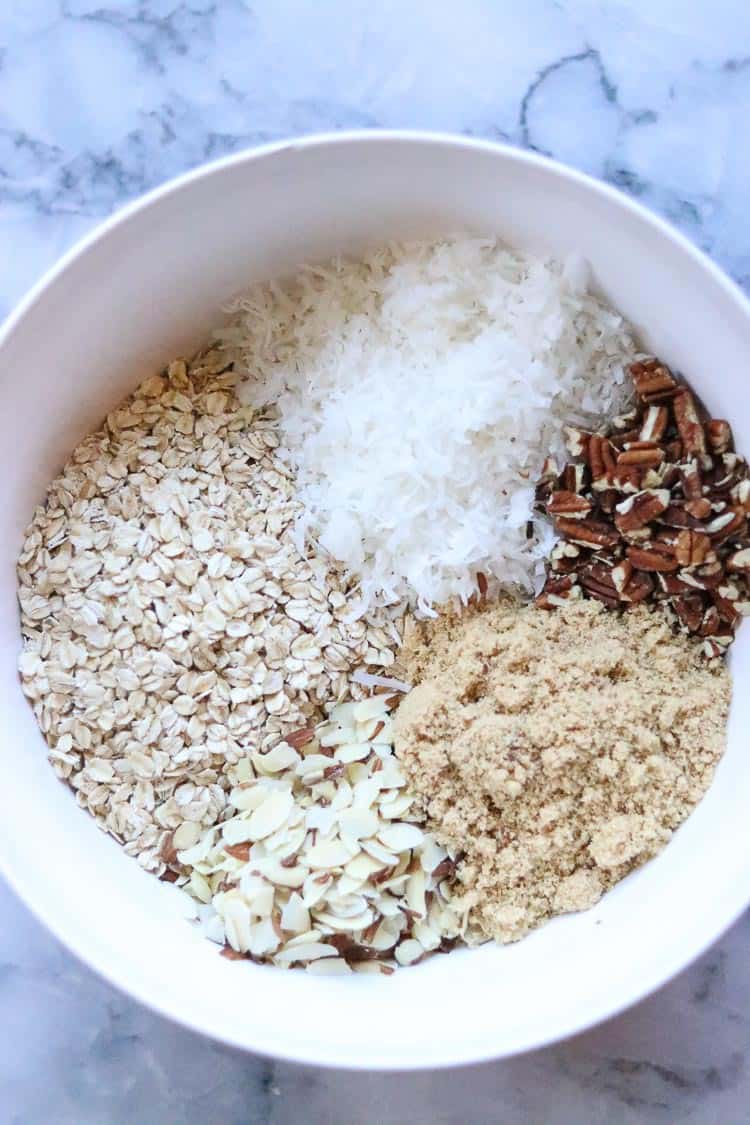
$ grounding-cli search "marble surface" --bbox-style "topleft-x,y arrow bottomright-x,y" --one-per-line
2,1 -> 750,1121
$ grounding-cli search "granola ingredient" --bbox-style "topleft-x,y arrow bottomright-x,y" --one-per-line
180,693 -> 466,969
16,351 -> 400,875
393,598 -> 730,944
536,358 -> 750,658
221,238 -> 634,612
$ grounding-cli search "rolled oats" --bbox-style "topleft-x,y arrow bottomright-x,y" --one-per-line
17,350 -> 402,877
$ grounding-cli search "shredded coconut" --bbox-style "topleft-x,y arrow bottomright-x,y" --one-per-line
219,238 -> 635,612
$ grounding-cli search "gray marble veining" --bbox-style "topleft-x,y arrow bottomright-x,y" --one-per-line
2,1 -> 750,1121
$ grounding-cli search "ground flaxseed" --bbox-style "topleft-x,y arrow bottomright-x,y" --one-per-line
393,598 -> 730,943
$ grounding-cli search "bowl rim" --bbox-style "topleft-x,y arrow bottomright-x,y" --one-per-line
3,127 -> 750,1070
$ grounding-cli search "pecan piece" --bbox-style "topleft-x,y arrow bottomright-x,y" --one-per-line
712,592 -> 740,628
611,559 -> 632,594
657,572 -> 696,596
639,405 -> 669,443
727,547 -> 750,572
536,590 -> 574,609
626,545 -> 679,572
680,460 -> 703,500
614,489 -> 670,532
557,462 -> 589,493
597,488 -> 621,514
611,464 -> 643,493
733,479 -> 750,511
617,443 -> 664,467
706,419 -> 733,454
672,390 -> 706,455
686,561 -> 724,589
609,427 -> 643,450
671,593 -> 706,633
684,497 -> 712,519
285,727 -> 316,750
588,434 -> 617,489
554,518 -> 620,549
630,359 -> 679,401
621,570 -> 654,603
706,507 -> 746,543
535,456 -> 558,504
543,574 -> 578,596
660,504 -> 699,529
699,605 -> 721,637
545,490 -> 592,519
579,563 -> 620,608
674,529 -> 713,567
563,427 -> 591,459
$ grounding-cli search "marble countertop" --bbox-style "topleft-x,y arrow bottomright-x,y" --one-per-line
2,1 -> 750,1121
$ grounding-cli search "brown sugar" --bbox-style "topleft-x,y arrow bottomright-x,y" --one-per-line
393,598 -> 731,943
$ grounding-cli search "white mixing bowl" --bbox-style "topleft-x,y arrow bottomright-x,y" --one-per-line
1,132 -> 749,1069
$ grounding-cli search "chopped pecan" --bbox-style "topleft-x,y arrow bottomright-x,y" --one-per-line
621,570 -> 654,603
554,518 -> 620,549
537,354 -> 750,656
660,465 -> 682,490
674,529 -> 713,567
597,488 -> 621,514
609,427 -> 642,450
579,574 -> 620,608
706,419 -> 733,454
712,592 -> 740,628
588,434 -> 617,489
684,497 -> 712,519
536,590 -> 571,609
626,545 -> 679,572
543,574 -> 578,596
285,726 -> 316,749
660,504 -> 699,529
611,464 -> 643,492
159,832 -> 179,866
688,562 -> 724,589
639,404 -> 669,443
614,489 -> 670,532
546,490 -> 592,519
699,605 -> 721,637
706,507 -> 746,544
680,460 -> 703,500
563,427 -> 591,458
671,593 -> 706,633
617,444 -> 664,467
673,391 -> 706,455
630,359 -> 679,401
611,559 -> 632,594
657,572 -> 696,596
727,547 -> 750,572
733,479 -> 750,510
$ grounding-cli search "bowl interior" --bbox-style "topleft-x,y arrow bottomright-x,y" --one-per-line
1,134 -> 749,1068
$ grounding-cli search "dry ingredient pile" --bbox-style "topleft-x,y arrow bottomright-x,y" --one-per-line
219,238 -> 633,610
17,351 -> 403,875
394,598 -> 730,944
14,235 -> 738,973
536,358 -> 750,657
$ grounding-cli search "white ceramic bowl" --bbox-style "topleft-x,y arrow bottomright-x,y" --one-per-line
2,131 -> 749,1070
